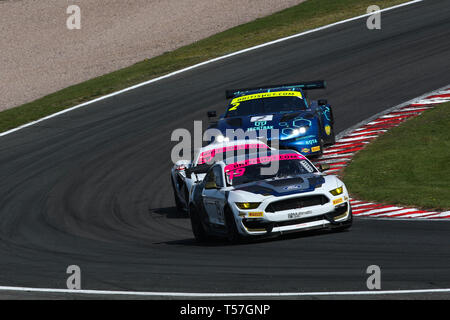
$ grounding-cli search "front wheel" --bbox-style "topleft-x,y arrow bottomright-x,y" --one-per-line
224,208 -> 242,244
325,126 -> 336,146
189,206 -> 209,242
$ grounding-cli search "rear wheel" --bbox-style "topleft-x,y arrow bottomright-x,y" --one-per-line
171,178 -> 185,212
189,206 -> 209,242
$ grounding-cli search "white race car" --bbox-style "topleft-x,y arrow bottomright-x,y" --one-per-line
188,149 -> 352,242
170,139 -> 270,212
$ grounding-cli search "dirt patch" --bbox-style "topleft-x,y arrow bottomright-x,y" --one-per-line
0,0 -> 305,111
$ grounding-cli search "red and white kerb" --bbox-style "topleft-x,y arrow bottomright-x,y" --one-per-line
311,87 -> 450,220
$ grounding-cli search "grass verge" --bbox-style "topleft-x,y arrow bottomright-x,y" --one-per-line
343,102 -> 450,211
0,0 -> 409,133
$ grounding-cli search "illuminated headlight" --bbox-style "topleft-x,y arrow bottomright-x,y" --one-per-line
282,126 -> 308,138
235,202 -> 261,210
329,186 -> 344,196
293,127 -> 307,135
216,135 -> 229,143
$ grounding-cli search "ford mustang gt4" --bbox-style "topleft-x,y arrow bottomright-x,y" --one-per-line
188,149 -> 352,243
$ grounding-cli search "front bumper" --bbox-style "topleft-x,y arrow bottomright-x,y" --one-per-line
239,202 -> 351,236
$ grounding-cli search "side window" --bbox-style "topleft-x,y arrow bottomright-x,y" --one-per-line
213,165 -> 224,188
204,169 -> 215,184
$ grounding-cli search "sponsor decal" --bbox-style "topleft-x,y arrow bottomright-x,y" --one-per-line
247,125 -> 274,131
251,115 -> 273,122
248,212 -> 264,217
301,148 -> 310,153
311,146 -> 321,152
299,138 -> 318,145
288,210 -> 312,219
325,125 -> 331,136
283,184 -> 302,191
333,197 -> 344,206
231,91 -> 303,104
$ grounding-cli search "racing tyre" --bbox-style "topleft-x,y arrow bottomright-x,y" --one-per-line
225,207 -> 242,244
189,206 -> 209,242
171,178 -> 185,212
327,126 -> 336,146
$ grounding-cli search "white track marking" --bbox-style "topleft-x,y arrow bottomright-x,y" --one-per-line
347,129 -> 386,136
0,0 -> 424,138
418,212 -> 450,219
375,209 -> 423,217
403,212 -> 439,218
337,136 -> 377,143
358,208 -> 417,217
399,107 -> 432,112
318,152 -> 355,159
0,0 -> 446,298
414,98 -> 450,104
0,286 -> 449,297
352,203 -> 384,212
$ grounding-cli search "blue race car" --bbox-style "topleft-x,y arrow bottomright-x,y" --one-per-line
207,81 -> 335,157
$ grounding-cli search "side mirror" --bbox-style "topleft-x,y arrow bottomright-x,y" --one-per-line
319,163 -> 330,172
205,181 -> 218,189
318,99 -> 328,106
207,111 -> 217,118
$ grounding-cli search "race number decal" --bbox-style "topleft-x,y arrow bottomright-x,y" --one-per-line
226,168 -> 245,180
228,102 -> 240,111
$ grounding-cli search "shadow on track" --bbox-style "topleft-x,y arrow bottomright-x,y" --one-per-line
160,225 -> 351,247
149,206 -> 188,219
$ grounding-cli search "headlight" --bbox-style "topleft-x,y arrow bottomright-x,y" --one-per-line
293,127 -> 307,135
282,126 -> 309,139
329,186 -> 344,196
235,202 -> 261,209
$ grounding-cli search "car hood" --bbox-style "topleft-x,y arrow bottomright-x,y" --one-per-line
232,173 -> 325,197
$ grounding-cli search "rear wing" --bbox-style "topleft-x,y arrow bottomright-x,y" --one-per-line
185,163 -> 211,179
225,80 -> 326,99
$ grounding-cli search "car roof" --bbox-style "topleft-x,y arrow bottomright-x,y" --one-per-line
220,149 -> 304,166
196,139 -> 267,154
193,139 -> 270,165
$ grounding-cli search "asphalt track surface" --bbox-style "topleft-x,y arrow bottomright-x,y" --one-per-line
0,0 -> 449,299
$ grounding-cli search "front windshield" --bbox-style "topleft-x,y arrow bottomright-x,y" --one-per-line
225,154 -> 316,186
226,95 -> 307,118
